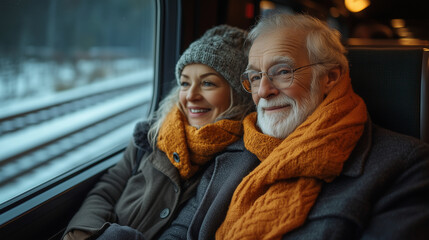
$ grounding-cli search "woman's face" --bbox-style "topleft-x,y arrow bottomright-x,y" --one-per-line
179,64 -> 232,128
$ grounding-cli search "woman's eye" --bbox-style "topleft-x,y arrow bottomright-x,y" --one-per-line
202,81 -> 215,87
180,81 -> 190,87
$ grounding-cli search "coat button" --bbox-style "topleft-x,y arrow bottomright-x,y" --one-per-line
173,152 -> 180,163
160,208 -> 170,219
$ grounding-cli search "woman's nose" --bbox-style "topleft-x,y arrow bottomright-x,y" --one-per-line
186,85 -> 202,101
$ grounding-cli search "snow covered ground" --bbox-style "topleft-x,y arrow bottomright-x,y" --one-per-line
0,61 -> 154,205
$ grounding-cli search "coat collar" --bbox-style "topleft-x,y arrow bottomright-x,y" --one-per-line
133,120 -> 152,151
224,138 -> 246,152
341,118 -> 372,177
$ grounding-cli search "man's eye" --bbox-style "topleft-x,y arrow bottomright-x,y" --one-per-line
277,69 -> 291,75
270,64 -> 292,76
249,73 -> 261,82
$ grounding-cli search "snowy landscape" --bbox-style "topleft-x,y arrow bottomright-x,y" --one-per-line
0,59 -> 154,204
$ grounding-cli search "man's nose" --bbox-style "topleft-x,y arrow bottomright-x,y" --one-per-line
257,74 -> 279,99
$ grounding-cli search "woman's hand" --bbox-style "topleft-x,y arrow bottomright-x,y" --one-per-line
63,230 -> 92,240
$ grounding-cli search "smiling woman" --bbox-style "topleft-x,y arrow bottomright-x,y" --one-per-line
179,64 -> 232,128
61,24 -> 254,240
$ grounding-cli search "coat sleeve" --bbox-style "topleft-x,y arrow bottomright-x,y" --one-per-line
361,143 -> 429,240
63,139 -> 138,236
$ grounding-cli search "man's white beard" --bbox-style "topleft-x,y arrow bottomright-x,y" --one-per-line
257,81 -> 323,139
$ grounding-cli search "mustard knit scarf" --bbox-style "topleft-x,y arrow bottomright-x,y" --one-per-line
157,106 -> 242,179
216,74 -> 367,239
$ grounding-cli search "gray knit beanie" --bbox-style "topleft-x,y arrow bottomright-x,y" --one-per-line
175,25 -> 248,94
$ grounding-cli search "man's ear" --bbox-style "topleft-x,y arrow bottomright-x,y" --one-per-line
323,67 -> 341,95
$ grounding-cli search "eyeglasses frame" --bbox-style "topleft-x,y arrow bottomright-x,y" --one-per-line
241,62 -> 325,93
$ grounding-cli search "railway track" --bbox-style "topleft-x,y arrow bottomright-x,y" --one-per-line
0,70 -> 153,203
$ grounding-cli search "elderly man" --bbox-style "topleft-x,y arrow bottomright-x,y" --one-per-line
215,14 -> 429,239
159,14 -> 429,240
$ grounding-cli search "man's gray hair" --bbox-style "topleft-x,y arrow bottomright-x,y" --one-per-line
247,14 -> 349,76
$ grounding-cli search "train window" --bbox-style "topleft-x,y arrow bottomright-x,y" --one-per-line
0,0 -> 155,205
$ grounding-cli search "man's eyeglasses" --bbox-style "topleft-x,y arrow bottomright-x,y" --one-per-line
241,62 -> 325,93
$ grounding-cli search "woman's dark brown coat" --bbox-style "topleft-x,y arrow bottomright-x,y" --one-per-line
64,121 -> 202,239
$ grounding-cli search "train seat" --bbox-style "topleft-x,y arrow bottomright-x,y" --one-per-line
347,47 -> 429,143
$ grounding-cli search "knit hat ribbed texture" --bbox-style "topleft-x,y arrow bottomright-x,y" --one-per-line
175,25 -> 248,94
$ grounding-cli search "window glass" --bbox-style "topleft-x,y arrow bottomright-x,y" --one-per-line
0,0 -> 155,204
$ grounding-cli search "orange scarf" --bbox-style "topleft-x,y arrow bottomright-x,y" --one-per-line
216,74 -> 367,239
157,106 -> 242,179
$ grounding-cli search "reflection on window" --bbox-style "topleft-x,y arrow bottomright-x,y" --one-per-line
0,0 -> 155,204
